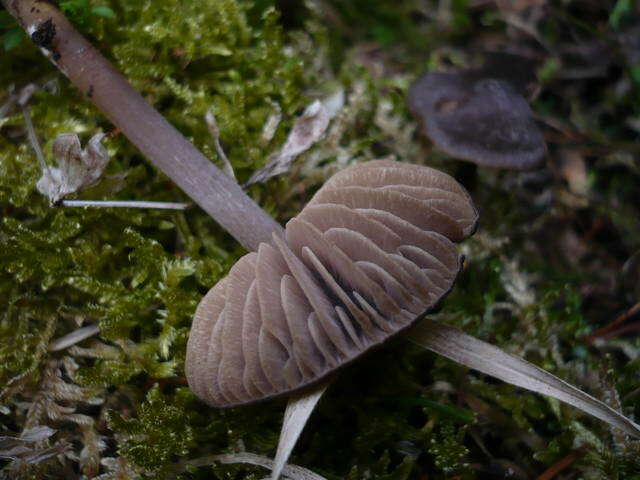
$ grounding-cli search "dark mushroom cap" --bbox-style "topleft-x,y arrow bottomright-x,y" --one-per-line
186,160 -> 478,407
408,72 -> 546,170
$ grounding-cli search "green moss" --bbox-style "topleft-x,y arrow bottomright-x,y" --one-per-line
107,386 -> 197,473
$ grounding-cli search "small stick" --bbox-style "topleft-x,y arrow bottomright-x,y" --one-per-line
205,109 -> 235,179
49,324 -> 100,352
596,320 -> 640,341
21,105 -> 52,177
582,302 -> 640,345
535,446 -> 587,480
60,200 -> 190,210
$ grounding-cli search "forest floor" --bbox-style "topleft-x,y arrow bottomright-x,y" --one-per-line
1,1 -> 639,479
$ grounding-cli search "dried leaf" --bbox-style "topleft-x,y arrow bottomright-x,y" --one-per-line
94,457 -> 139,480
36,133 -> 110,204
0,426 -> 55,445
246,91 -> 344,186
404,319 -> 640,437
20,444 -> 68,464
0,426 -> 66,464
18,426 -> 56,443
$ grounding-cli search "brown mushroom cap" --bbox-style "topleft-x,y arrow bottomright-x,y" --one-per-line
185,160 -> 478,407
408,72 -> 546,170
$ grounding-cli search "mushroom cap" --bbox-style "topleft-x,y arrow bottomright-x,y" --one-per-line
408,72 -> 546,170
185,160 -> 478,407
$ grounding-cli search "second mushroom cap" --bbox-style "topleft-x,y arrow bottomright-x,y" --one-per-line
408,71 -> 546,170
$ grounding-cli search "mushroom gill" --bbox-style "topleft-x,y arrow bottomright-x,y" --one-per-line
186,160 -> 478,407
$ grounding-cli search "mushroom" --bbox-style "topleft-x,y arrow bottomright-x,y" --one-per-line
186,160 -> 478,407
3,6 -> 639,477
408,71 -> 546,170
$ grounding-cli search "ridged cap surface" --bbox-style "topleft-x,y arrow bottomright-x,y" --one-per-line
186,160 -> 478,407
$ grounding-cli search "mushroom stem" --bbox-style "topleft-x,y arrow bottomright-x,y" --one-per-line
2,0 -> 282,251
271,384 -> 327,480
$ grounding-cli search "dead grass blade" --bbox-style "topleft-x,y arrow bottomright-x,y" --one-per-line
405,319 -> 640,438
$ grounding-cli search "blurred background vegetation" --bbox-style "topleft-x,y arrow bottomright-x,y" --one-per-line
1,0 -> 639,478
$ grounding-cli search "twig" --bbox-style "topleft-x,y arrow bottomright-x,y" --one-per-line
21,105 -> 51,177
2,0 -> 282,251
49,324 -> 100,351
501,12 -> 552,53
60,200 -> 190,210
596,321 -> 640,341
1,82 -> 39,118
205,109 -> 235,179
536,446 -> 587,480
582,303 -> 640,345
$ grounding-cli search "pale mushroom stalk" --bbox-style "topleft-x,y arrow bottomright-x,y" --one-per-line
1,0 -> 281,251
